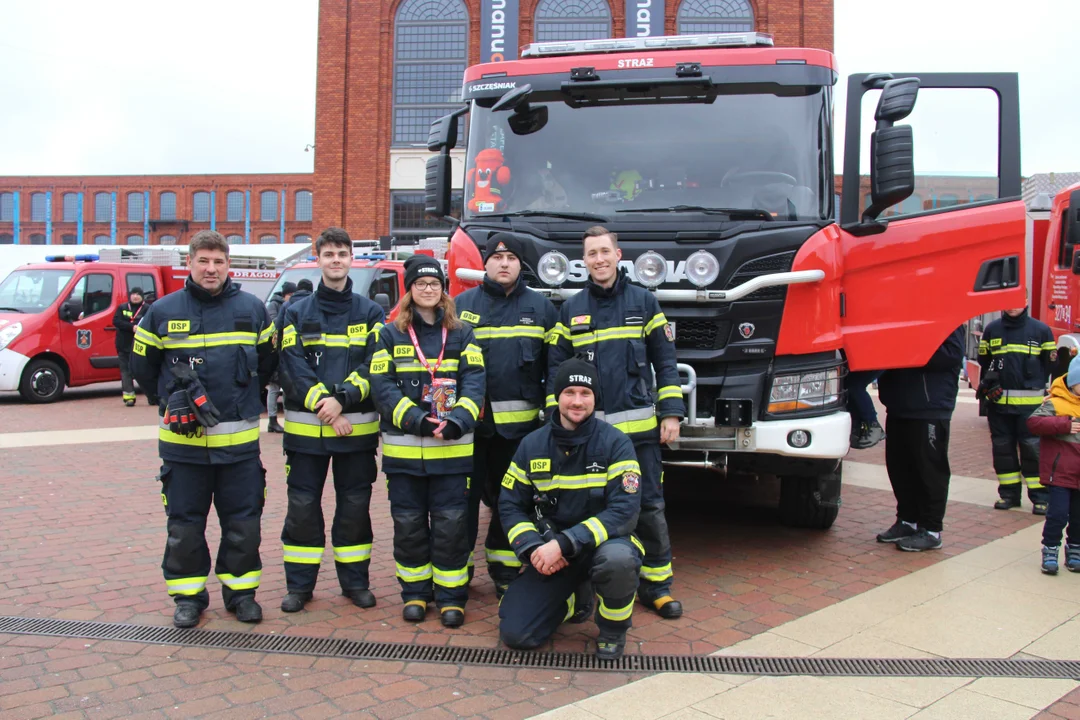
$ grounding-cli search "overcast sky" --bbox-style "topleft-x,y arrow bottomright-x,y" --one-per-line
1,0 -> 1076,178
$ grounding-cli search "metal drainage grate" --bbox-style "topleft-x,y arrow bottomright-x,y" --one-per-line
2,616 -> 1078,679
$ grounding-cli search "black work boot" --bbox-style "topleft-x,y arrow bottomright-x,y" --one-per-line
569,580 -> 593,624
173,602 -> 202,629
994,496 -> 1021,510
402,600 -> 427,622
267,416 -> 284,434
345,589 -> 376,608
647,596 -> 683,619
595,629 -> 627,661
230,597 -> 263,623
440,607 -> 465,628
1033,502 -> 1049,516
281,592 -> 313,613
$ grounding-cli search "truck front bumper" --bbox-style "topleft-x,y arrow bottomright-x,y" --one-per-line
671,410 -> 852,460
0,349 -> 30,392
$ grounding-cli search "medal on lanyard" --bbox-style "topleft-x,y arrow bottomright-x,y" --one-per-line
409,325 -> 457,420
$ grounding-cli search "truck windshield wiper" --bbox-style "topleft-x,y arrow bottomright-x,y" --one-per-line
615,205 -> 774,221
482,210 -> 610,223
0,307 -> 24,313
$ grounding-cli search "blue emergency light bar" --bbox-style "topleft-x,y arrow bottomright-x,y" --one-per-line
46,255 -> 99,262
355,254 -> 386,261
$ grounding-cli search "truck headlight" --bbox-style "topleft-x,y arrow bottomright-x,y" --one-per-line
537,251 -> 569,286
634,251 -> 667,288
686,250 -> 720,287
0,322 -> 23,352
768,367 -> 841,414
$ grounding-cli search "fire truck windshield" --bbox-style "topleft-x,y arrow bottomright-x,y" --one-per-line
462,88 -> 830,223
0,269 -> 75,314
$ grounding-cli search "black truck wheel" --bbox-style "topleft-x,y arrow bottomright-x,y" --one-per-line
19,358 -> 66,404
778,466 -> 841,529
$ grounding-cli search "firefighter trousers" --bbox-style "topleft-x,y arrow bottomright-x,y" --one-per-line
499,538 -> 642,650
387,473 -> 470,609
634,443 -> 674,602
281,450 -> 376,594
884,417 -> 951,533
469,434 -> 524,587
118,350 -> 137,403
160,459 -> 265,610
987,409 -> 1047,505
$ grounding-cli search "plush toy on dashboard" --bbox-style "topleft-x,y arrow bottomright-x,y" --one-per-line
467,148 -> 511,212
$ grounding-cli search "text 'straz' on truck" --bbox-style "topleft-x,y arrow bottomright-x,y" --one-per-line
426,32 -> 1027,529
0,245 -> 308,403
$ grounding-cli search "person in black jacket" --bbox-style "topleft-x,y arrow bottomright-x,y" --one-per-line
112,287 -> 147,406
276,228 -> 386,613
875,326 -> 964,551
265,281 -> 297,433
499,359 -> 643,660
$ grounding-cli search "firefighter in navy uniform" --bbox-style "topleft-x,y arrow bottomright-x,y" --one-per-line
370,255 -> 486,627
131,231 -> 276,628
113,287 -> 148,406
978,306 -> 1056,514
454,232 -> 558,596
499,359 -> 644,660
548,226 -> 686,619
276,228 -> 386,613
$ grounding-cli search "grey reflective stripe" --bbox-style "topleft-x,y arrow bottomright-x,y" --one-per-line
158,418 -> 260,435
595,407 -> 655,424
285,410 -> 379,425
1002,389 -> 1045,397
343,412 -> 379,424
383,432 -> 475,447
490,400 -> 539,413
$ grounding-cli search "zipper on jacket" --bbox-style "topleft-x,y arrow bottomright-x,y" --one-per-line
1050,453 -> 1060,484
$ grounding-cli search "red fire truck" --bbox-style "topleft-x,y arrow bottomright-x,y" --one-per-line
427,32 -> 1026,528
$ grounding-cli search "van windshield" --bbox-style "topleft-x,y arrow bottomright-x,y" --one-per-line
267,268 -> 379,299
0,269 -> 76,314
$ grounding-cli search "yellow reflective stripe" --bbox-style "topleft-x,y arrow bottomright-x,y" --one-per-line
301,333 -> 371,348
990,343 -> 1047,355
493,408 -> 540,424
465,342 -> 483,355
570,326 -> 646,347
549,323 -> 570,343
396,563 -> 433,582
533,474 -> 607,491
1025,477 -> 1046,490
382,441 -> 474,460
612,416 -> 659,434
392,359 -> 461,373
333,544 -> 372,563
506,462 -> 528,483
991,395 -> 1045,406
158,427 -> 260,448
372,348 -> 390,361
474,326 -> 546,340
457,396 -> 480,420
485,549 -> 523,567
640,564 -> 673,582
630,536 -> 646,556
283,545 -> 324,564
134,326 -> 163,348
284,420 -> 380,438
507,522 -> 537,543
598,596 -> 634,622
345,371 -> 370,399
583,517 -> 608,546
433,566 -> 469,588
122,392 -> 137,401
392,397 -> 416,428
657,385 -> 682,401
997,472 -> 1022,485
607,460 -> 641,479
564,594 -> 576,622
217,570 -> 262,590
258,325 -> 274,343
1042,341 -> 1057,350
162,332 -> 258,349
304,382 -> 329,411
644,312 -> 668,334
546,394 -> 557,408
165,576 -> 208,595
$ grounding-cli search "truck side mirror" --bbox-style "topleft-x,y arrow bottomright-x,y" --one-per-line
426,112 -> 460,153
59,298 -> 81,322
374,292 -> 391,311
425,106 -> 468,221
862,78 -> 920,224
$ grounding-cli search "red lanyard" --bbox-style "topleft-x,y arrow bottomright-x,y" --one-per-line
407,324 -> 448,382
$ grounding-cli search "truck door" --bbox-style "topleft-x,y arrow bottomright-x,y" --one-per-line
839,73 -> 1026,371
59,269 -> 120,385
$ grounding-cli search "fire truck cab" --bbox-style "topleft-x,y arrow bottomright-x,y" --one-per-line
428,33 -> 1027,528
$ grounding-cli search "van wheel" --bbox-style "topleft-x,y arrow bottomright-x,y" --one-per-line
778,472 -> 840,529
19,359 -> 66,403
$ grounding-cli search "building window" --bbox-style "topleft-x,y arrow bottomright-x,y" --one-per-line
126,235 -> 145,245
127,192 -> 144,223
63,193 -> 80,222
260,191 -> 278,222
390,190 -> 463,243
31,193 -> 47,222
259,234 -> 277,244
226,191 -> 244,222
160,234 -> 177,246
295,190 -> 313,222
535,0 -> 612,42
93,234 -> 112,245
677,0 -> 754,34
294,234 -> 312,245
0,193 -> 13,222
193,191 -> 211,222
160,192 -> 177,220
900,194 -> 923,214
226,234 -> 244,243
61,234 -> 77,245
937,193 -> 959,208
393,0 -> 468,146
95,192 -> 112,223
0,233 -> 13,244
29,233 -> 46,245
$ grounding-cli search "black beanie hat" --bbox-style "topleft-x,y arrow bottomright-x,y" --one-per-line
129,287 -> 144,298
484,232 -> 526,264
404,254 -> 445,291
281,281 -> 298,295
553,358 -> 597,399
296,279 -> 314,292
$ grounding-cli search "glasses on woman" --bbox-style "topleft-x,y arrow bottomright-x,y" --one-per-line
413,281 -> 442,291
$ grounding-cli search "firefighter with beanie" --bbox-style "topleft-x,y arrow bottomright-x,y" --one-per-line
499,358 -> 644,660
276,228 -> 387,613
455,232 -> 558,597
131,231 -> 277,628
370,254 -> 486,627
978,305 -> 1056,514
113,287 -> 148,406
548,226 -> 686,619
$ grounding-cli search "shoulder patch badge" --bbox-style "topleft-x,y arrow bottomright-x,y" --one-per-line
348,323 -> 368,337
664,323 -> 675,343
621,471 -> 640,494
460,311 -> 481,324
394,345 -> 415,358
571,314 -> 591,326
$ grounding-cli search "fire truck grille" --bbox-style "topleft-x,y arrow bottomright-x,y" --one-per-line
725,251 -> 797,301
675,320 -> 731,350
